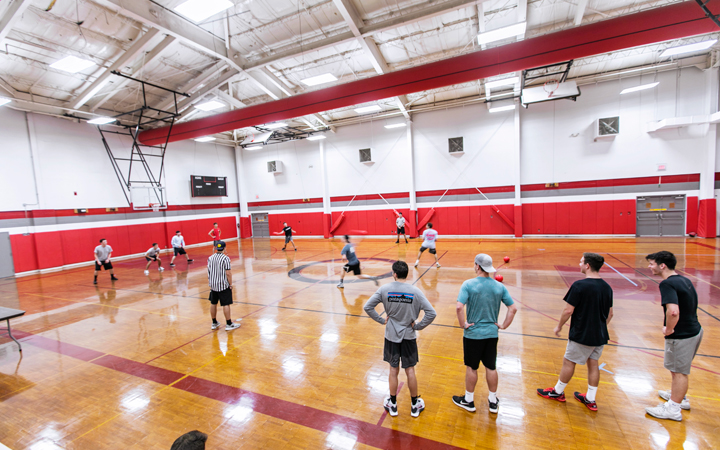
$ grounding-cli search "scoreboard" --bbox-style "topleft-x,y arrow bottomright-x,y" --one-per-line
191,176 -> 227,197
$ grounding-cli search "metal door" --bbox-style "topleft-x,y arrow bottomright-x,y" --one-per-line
0,232 -> 15,278
251,213 -> 270,238
636,195 -> 686,236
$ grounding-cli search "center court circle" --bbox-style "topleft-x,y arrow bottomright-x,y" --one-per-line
288,258 -> 396,284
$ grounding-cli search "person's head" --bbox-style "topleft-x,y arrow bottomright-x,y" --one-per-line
392,261 -> 409,280
283,222 -> 287,226
152,243 -> 158,249
426,223 -> 433,229
100,239 -> 107,246
474,254 -> 496,275
580,253 -> 604,274
399,212 -> 403,216
213,223 -> 218,228
646,251 -> 677,275
215,241 -> 226,252
176,230 -> 181,235
343,235 -> 350,244
170,430 -> 207,450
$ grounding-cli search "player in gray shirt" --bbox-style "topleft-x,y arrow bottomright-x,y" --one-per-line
93,238 -> 118,284
364,261 -> 437,418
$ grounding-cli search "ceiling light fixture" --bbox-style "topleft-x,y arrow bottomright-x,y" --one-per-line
195,137 -> 216,142
300,73 -> 338,87
264,122 -> 288,129
194,100 -> 225,111
87,117 -> 116,125
485,77 -> 520,89
660,39 -> 717,58
307,135 -> 327,141
384,123 -> 407,129
488,105 -> 516,113
245,145 -> 263,150
478,22 -> 527,45
174,0 -> 233,23
620,82 -> 659,95
0,98 -> 11,107
50,55 -> 95,73
355,105 -> 382,114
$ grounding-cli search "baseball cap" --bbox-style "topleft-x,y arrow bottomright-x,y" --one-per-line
215,240 -> 226,251
474,253 -> 496,273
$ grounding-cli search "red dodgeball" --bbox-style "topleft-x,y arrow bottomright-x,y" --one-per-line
503,256 -> 510,263
495,274 -> 504,282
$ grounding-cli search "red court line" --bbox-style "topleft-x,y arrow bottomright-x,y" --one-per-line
376,381 -> 404,426
691,241 -> 720,251
18,332 -> 464,450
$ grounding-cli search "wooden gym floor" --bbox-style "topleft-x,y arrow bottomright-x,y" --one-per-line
0,237 -> 718,449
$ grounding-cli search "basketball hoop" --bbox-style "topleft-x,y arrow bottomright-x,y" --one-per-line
543,80 -> 560,98
150,203 -> 160,212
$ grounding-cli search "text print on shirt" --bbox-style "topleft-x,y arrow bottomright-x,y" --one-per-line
388,292 -> 414,304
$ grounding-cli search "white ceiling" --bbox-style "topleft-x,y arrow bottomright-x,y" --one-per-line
0,0 -> 717,142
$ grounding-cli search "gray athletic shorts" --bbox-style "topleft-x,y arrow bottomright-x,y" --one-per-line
664,328 -> 703,375
564,340 -> 604,365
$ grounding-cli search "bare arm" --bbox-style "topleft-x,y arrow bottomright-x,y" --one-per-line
226,269 -> 233,289
456,302 -> 473,329
607,307 -> 614,325
553,304 -> 574,337
664,304 -> 680,336
496,303 -> 518,330
208,230 -> 214,238
106,252 -> 112,263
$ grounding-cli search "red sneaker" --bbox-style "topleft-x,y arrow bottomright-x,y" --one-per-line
537,387 -> 566,402
574,392 -> 597,411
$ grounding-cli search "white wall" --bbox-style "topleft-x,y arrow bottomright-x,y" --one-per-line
0,109 -> 239,211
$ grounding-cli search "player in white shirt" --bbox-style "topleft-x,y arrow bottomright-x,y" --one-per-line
414,223 -> 440,268
395,212 -> 408,244
170,230 -> 194,266
144,243 -> 165,275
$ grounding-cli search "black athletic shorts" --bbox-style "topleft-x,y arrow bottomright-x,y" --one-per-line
145,256 -> 158,262
384,338 -> 419,368
343,262 -> 361,275
95,261 -> 113,270
420,246 -> 436,255
397,227 -> 405,234
209,288 -> 233,306
463,337 -> 498,371
174,248 -> 186,256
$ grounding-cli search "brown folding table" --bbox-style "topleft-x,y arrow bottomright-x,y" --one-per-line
0,307 -> 25,352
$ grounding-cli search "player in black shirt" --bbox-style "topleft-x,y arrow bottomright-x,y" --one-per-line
645,251 -> 703,422
281,222 -> 297,251
537,253 -> 613,411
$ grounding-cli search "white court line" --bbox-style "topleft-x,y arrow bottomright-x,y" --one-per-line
0,442 -> 12,450
603,262 -> 638,287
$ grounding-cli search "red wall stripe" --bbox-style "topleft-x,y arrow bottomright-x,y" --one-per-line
0,202 -> 239,221
521,174 -> 700,192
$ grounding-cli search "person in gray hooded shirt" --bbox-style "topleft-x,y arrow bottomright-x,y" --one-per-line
364,260 -> 437,418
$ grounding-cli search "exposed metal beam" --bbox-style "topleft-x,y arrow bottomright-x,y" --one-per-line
517,0 -> 527,38
72,28 -> 160,109
92,34 -> 177,111
214,87 -> 246,109
574,0 -> 589,26
156,61 -> 228,112
173,69 -> 239,113
0,0 -> 31,45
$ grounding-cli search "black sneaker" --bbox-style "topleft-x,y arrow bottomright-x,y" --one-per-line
395,241 -> 399,244
452,395 -> 476,412
187,259 -> 194,263
111,276 -> 118,281
488,397 -> 499,414
93,279 -> 97,285
170,263 -> 175,267
537,387 -> 566,402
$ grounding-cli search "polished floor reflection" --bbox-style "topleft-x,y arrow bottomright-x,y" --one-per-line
0,237 -> 718,449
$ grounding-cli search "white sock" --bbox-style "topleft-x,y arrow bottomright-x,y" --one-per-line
554,380 -> 568,394
488,391 -> 497,403
464,391 -> 474,402
586,385 -> 598,402
666,399 -> 681,412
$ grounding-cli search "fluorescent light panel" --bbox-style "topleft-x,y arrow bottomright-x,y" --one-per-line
300,73 -> 338,86
307,135 -> 326,141
384,123 -> 407,129
660,39 -> 717,58
355,105 -> 382,114
0,98 -> 11,107
174,0 -> 233,23
489,105 -> 516,113
195,137 -> 216,142
620,82 -> 659,95
245,145 -> 263,150
88,117 -> 116,125
478,22 -> 527,45
485,77 -> 519,89
50,55 -> 95,73
194,100 -> 225,111
264,122 -> 288,129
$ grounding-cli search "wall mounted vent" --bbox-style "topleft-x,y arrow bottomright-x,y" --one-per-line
359,148 -> 373,164
267,160 -> 283,174
449,137 -> 464,154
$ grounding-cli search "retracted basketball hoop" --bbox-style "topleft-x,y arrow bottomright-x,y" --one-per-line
543,79 -> 560,98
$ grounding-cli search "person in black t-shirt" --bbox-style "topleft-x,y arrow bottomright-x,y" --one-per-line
537,253 -> 613,411
281,222 -> 297,251
645,251 -> 703,422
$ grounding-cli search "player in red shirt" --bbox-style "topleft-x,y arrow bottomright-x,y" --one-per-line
208,223 -> 221,251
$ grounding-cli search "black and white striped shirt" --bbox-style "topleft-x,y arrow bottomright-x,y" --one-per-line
207,253 -> 231,291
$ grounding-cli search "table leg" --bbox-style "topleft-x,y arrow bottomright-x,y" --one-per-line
6,319 -> 21,352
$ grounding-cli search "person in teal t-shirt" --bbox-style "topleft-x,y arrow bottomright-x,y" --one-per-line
452,253 -> 518,415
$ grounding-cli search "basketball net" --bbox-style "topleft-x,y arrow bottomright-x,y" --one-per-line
543,80 -> 560,98
150,203 -> 160,212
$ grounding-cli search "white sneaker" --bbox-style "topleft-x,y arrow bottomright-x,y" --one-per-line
159,267 -> 164,272
645,402 -> 682,421
144,270 -> 149,275
337,282 -> 344,289
414,260 -> 419,267
383,397 -> 398,417
435,263 -> 441,268
658,390 -> 690,410
411,397 -> 425,418
211,322 -> 221,330
225,322 -> 241,331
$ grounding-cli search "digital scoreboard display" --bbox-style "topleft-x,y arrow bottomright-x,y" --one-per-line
191,176 -> 227,197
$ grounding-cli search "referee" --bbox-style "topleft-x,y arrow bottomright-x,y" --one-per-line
207,241 -> 241,331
